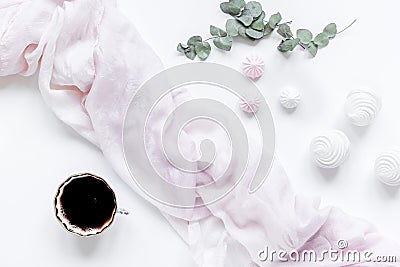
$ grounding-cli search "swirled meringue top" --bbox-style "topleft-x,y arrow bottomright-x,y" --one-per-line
345,89 -> 382,126
375,149 -> 400,186
310,130 -> 350,168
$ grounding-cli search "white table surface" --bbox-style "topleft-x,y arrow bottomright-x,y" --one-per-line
1,0 -> 400,266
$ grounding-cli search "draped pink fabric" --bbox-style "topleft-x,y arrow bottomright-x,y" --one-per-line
1,0 -> 399,266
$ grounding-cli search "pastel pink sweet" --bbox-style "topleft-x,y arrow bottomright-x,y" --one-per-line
242,54 -> 265,79
239,96 -> 261,114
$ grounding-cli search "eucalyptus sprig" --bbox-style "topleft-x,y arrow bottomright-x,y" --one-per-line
177,0 -> 356,60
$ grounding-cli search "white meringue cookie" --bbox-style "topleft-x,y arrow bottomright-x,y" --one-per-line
242,54 -> 265,80
280,87 -> 301,109
375,149 -> 400,186
345,89 -> 381,126
239,95 -> 260,114
310,130 -> 350,168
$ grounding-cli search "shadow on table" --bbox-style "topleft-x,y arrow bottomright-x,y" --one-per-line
316,167 -> 339,182
73,235 -> 102,255
375,178 -> 399,199
71,226 -> 118,256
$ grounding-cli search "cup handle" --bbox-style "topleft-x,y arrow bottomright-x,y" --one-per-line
117,208 -> 130,216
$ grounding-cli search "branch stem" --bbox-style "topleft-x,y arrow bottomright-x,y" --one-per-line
337,19 -> 357,34
278,20 -> 293,26
204,36 -> 219,42
296,40 -> 306,50
288,33 -> 306,49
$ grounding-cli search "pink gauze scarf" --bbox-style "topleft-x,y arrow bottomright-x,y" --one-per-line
1,0 -> 399,266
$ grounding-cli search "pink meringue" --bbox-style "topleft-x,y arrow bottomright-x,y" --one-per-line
242,54 -> 265,80
239,95 -> 261,114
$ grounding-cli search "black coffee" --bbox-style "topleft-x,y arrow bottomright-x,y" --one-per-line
60,174 -> 116,230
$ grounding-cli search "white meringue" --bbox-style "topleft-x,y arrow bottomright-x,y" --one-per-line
375,149 -> 400,186
310,130 -> 350,168
239,95 -> 261,114
280,88 -> 301,109
242,54 -> 265,80
345,89 -> 381,126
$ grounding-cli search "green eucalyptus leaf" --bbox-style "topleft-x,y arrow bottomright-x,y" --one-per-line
213,36 -> 233,51
323,23 -> 337,39
268,12 -> 282,29
177,43 -> 187,53
210,25 -> 220,36
185,37 -> 202,59
237,9 -> 253,26
195,42 -> 211,60
244,1 -> 262,18
231,0 -> 245,7
226,19 -> 245,37
314,32 -> 329,47
187,36 -> 202,46
220,2 -> 241,15
307,41 -> 318,57
251,21 -> 265,31
263,25 -> 274,36
237,16 -> 254,27
245,28 -> 264,39
184,46 -> 196,60
220,0 -> 245,15
238,27 -> 247,37
277,41 -> 290,53
277,23 -> 292,38
226,19 -> 239,36
291,38 -> 300,48
277,38 -> 299,52
220,2 -> 230,13
210,25 -> 227,37
296,29 -> 313,44
250,11 -> 265,31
